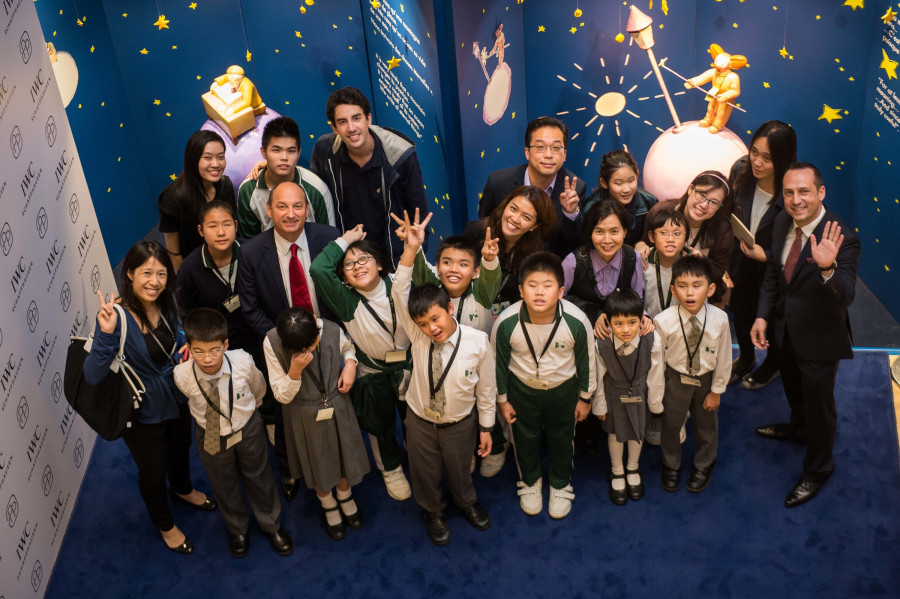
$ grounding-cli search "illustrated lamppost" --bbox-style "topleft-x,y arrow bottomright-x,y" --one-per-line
626,5 -> 684,132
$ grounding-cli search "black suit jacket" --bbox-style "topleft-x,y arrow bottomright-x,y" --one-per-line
237,223 -> 340,338
756,208 -> 859,362
477,164 -> 587,258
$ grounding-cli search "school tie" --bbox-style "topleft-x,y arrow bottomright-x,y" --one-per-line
688,316 -> 701,374
783,227 -> 803,284
202,377 -> 222,456
289,244 -> 314,314
430,344 -> 447,418
616,343 -> 634,357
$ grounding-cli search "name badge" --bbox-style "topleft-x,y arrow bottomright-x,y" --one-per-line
423,407 -> 442,421
527,377 -> 550,390
384,350 -> 407,363
225,429 -> 242,449
620,395 -> 643,404
316,407 -> 334,421
680,374 -> 702,387
223,294 -> 241,313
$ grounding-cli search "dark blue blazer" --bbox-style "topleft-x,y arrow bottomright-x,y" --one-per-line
237,223 -> 340,338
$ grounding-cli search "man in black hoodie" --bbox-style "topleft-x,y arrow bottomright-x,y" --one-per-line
311,87 -> 428,267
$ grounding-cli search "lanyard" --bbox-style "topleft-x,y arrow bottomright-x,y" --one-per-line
192,354 -> 234,425
678,309 -> 708,373
518,303 -> 563,379
360,295 -> 397,341
301,346 -> 329,405
429,329 -> 462,399
655,261 -> 672,310
454,288 -> 472,322
208,246 -> 237,294
612,339 -> 640,391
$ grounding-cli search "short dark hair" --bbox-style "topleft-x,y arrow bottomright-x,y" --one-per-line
337,239 -> 392,282
604,289 -> 644,320
518,251 -> 564,287
785,161 -> 823,189
408,283 -> 451,320
597,149 -> 640,194
525,116 -> 569,149
262,116 -> 301,150
326,87 -> 371,124
436,236 -> 479,264
672,254 -> 714,285
645,207 -> 688,234
199,199 -> 236,224
183,308 -> 228,344
276,307 -> 319,355
580,200 -> 632,247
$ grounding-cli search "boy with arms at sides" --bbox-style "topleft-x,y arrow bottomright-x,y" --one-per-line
407,230 -> 508,477
653,255 -> 732,493
173,308 -> 292,558
492,252 -> 597,519
391,210 -> 496,546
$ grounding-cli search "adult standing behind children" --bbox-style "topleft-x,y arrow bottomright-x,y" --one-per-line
477,116 -> 586,259
728,121 -> 796,390
751,162 -> 859,508
310,86 -> 428,268
236,116 -> 335,237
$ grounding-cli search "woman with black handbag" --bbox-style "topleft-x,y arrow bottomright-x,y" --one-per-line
84,240 -> 216,554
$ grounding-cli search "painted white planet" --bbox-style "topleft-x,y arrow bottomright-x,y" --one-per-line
642,121 -> 747,201
482,62 -> 511,126
52,51 -> 78,107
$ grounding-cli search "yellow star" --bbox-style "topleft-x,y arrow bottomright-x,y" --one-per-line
371,0 -> 381,7
189,2 -> 198,8
171,45 -> 177,50
387,56 -> 402,69
779,46 -> 788,58
153,99 -> 161,105
335,70 -> 341,77
763,82 -> 770,88
153,14 -> 170,30
882,7 -> 898,22
538,25 -> 546,32
843,0 -> 864,10
122,13 -> 127,17
90,45 -> 95,53
480,150 -> 485,158
246,49 -> 252,61
818,104 -> 843,124
295,31 -> 302,37
569,26 -> 577,34
170,174 -> 177,181
139,48 -> 149,55
77,19 -> 84,26
880,48 -> 898,79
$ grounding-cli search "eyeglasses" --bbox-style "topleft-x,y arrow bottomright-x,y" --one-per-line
693,188 -> 723,210
190,347 -> 225,358
527,145 -> 565,155
342,255 -> 373,270
655,230 -> 685,239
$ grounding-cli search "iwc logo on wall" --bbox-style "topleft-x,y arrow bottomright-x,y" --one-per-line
68,193 -> 79,223
35,207 -> 47,239
6,494 -> 19,527
16,396 -> 29,429
59,281 -> 71,312
31,560 -> 43,592
9,125 -> 23,158
44,115 -> 56,147
73,438 -> 84,468
26,300 -> 39,332
0,222 -> 12,255
41,464 -> 53,496
51,372 -> 62,403
19,31 -> 32,64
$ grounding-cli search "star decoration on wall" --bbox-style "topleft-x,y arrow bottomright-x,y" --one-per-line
189,2 -> 198,8
538,25 -> 546,32
387,56 -> 402,69
153,15 -> 170,30
881,48 -> 898,79
371,0 -> 381,7
818,104 -> 843,123
153,99 -> 161,105
139,48 -> 149,54
843,0 -> 864,10
246,50 -> 252,61
569,26 -> 577,34
779,46 -> 789,58
882,7 -> 897,22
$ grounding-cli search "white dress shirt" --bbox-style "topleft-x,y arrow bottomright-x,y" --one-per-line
749,185 -> 774,236
273,229 -> 320,316
652,304 -> 732,394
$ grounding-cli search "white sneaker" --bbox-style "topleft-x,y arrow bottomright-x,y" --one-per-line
548,484 -> 575,519
516,479 -> 543,515
381,466 -> 411,501
480,445 -> 507,478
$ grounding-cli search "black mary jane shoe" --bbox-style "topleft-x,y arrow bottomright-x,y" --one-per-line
337,494 -> 364,530
608,473 -> 628,505
322,507 -> 347,541
165,535 -> 194,555
625,467 -> 645,501
168,488 -> 217,511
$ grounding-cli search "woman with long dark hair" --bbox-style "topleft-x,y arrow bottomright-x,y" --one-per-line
85,241 -> 215,554
158,130 -> 236,271
727,120 -> 797,388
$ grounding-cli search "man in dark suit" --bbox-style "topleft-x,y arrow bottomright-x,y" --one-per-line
751,162 -> 860,508
477,116 -> 586,258
238,181 -> 340,499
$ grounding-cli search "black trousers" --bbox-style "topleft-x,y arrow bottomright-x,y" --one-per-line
121,403 -> 194,531
731,273 -> 779,370
778,329 -> 839,483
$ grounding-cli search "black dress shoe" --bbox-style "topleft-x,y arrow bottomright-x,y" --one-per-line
740,369 -> 780,391
461,502 -> 491,530
686,461 -> 716,493
728,357 -> 754,386
608,473 -> 627,505
322,507 -> 347,541
784,478 -> 824,508
337,494 -> 363,530
266,527 -> 295,555
625,467 -> 645,501
165,535 -> 194,555
755,422 -> 802,441
228,532 -> 249,558
661,467 -> 680,492
422,510 -> 450,546
280,476 -> 299,502
168,488 -> 217,511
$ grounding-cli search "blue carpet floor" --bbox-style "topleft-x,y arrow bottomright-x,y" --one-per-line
46,351 -> 900,598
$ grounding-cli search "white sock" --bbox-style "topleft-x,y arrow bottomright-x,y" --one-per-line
608,436 -> 626,491
318,492 -> 342,526
626,440 -> 643,486
336,486 -> 357,515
